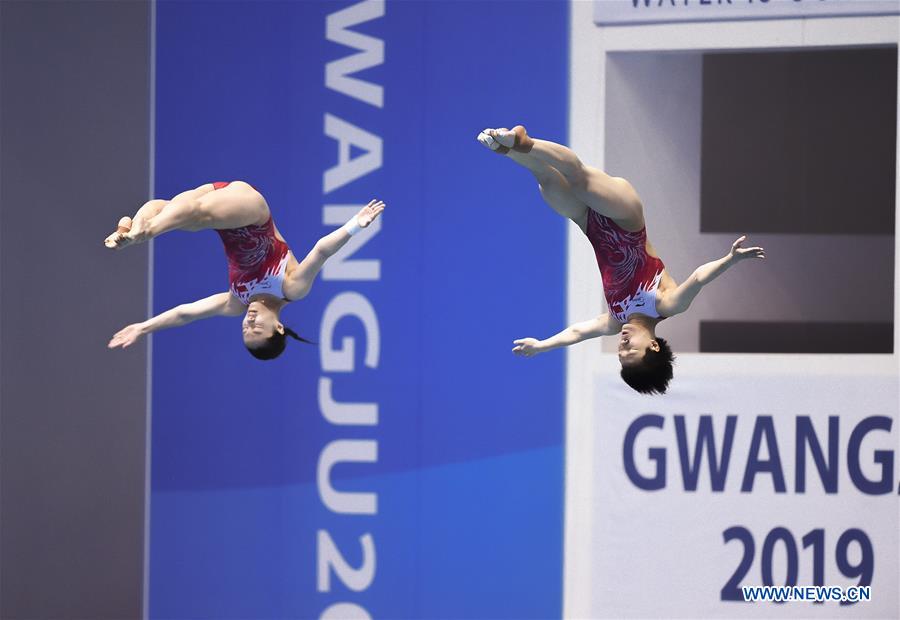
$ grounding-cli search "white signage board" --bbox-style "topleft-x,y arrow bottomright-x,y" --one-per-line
589,369 -> 899,617
594,0 -> 900,26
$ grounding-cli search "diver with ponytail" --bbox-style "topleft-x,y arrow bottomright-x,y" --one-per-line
106,181 -> 385,360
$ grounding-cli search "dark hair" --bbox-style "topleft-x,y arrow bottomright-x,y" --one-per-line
619,337 -> 674,395
246,325 -> 314,360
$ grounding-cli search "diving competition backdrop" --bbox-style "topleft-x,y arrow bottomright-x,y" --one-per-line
147,1 -> 899,619
150,1 -> 568,618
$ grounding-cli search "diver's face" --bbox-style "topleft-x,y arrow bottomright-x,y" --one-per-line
618,324 -> 659,368
242,302 -> 283,347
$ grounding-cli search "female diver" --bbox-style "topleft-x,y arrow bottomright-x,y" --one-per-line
477,126 -> 765,394
105,181 -> 384,360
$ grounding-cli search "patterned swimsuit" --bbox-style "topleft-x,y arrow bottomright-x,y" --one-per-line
212,182 -> 290,305
584,210 -> 666,323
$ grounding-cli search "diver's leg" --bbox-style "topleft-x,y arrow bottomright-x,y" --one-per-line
487,126 -> 645,231
107,182 -> 269,249
478,129 -> 588,227
105,184 -> 217,249
506,151 -> 588,230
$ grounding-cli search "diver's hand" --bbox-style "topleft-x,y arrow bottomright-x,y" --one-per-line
512,337 -> 543,357
729,235 -> 766,262
356,200 -> 385,228
108,323 -> 146,349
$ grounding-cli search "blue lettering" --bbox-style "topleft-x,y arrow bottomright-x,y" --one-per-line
741,416 -> 786,492
795,416 -> 839,493
848,416 -> 894,495
675,415 -> 736,491
624,414 -> 666,490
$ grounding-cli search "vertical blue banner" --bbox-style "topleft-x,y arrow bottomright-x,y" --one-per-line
150,1 -> 568,617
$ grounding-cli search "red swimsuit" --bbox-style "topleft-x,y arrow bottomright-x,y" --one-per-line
212,182 -> 290,305
584,210 -> 666,324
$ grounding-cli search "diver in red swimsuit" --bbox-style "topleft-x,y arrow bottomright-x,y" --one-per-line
105,181 -> 385,360
478,126 -> 765,394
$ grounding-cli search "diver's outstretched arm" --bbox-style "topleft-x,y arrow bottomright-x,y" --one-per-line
283,199 -> 385,301
512,314 -> 621,357
657,235 -> 766,318
108,292 -> 244,349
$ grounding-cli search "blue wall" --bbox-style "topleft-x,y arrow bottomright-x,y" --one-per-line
151,1 -> 568,617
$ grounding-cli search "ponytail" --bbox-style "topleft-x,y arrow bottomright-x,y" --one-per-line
246,323 -> 314,360
283,326 -> 316,345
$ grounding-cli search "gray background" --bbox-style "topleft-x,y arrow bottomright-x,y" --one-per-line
1,2 -> 150,618
701,49 -> 896,237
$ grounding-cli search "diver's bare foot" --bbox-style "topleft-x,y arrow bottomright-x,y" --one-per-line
493,125 -> 534,153
477,128 -> 511,154
477,125 -> 534,154
104,217 -> 151,249
104,217 -> 133,249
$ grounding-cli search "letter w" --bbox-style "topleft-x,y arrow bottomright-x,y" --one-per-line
326,0 -> 385,107
675,415 -> 737,491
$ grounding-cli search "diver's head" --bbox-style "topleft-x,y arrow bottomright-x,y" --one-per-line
242,301 -> 283,348
242,299 -> 310,360
618,323 -> 674,394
